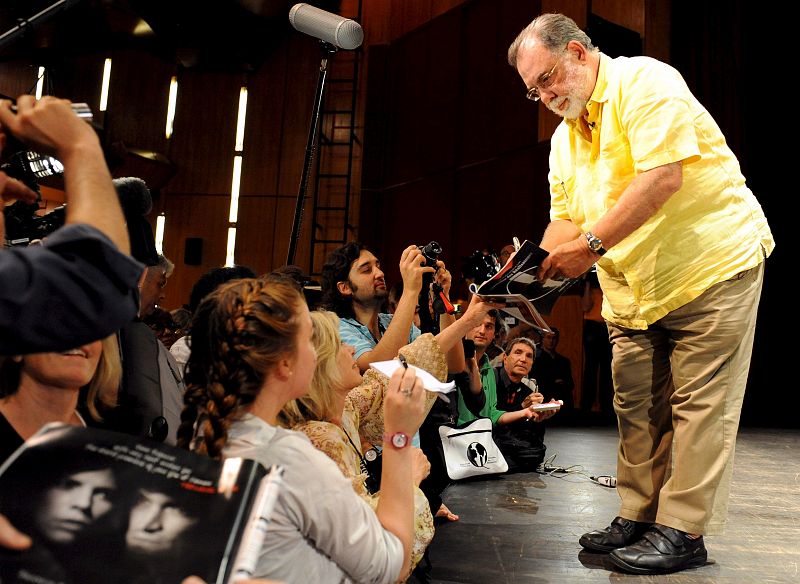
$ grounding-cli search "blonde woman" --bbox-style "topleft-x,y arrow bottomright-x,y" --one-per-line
0,335 -> 121,463
280,295 -> 498,576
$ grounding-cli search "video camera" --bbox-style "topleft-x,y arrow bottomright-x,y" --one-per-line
1,101 -> 93,247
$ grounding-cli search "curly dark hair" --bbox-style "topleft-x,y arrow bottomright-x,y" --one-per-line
320,242 -> 365,319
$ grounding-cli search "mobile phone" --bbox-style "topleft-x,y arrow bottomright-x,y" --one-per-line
530,401 -> 562,412
462,338 -> 475,359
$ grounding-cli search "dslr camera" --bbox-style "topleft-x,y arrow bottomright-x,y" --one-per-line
417,241 -> 442,268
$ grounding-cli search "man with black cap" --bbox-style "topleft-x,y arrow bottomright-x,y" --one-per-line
110,177 -> 185,445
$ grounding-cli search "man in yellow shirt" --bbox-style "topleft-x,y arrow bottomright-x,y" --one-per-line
508,13 -> 774,575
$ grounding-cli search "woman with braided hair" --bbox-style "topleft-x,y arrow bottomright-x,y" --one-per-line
279,294 -> 497,579
177,277 -> 427,583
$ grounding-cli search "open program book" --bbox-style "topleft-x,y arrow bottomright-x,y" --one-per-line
0,423 -> 283,584
471,240 -> 579,334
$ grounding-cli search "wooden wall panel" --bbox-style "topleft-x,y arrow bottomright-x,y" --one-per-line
158,193 -> 231,310
43,53 -> 105,112
458,1 -> 502,166
433,0 -> 469,19
235,194 -> 281,275
104,50 -> 173,155
643,0 -> 670,62
165,70 -> 241,195
495,1 -> 542,154
384,11 -> 460,186
240,43 -> 288,196
0,61 -> 38,99
275,34 -> 322,196
592,0 -> 645,36
362,0 -> 393,45
388,0 -> 432,42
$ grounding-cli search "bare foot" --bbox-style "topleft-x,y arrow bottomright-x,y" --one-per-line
436,503 -> 459,521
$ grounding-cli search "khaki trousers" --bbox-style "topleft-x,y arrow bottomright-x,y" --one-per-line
608,262 -> 764,535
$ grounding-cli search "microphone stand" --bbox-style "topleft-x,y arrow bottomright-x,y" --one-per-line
0,0 -> 81,52
286,40 -> 337,265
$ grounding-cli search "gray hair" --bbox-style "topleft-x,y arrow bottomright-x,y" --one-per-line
508,13 -> 596,68
157,254 -> 175,278
505,336 -> 537,355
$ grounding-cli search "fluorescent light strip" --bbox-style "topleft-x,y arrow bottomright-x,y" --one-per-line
35,67 -> 45,99
229,155 -> 242,223
235,87 -> 248,152
225,227 -> 237,267
155,213 -> 166,254
165,76 -> 178,139
99,58 -> 112,112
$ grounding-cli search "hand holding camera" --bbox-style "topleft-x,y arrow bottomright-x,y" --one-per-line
399,244 -> 436,296
0,96 -> 97,162
0,94 -> 129,254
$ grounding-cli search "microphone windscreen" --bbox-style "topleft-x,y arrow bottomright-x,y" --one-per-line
113,176 -> 153,217
289,3 -> 363,50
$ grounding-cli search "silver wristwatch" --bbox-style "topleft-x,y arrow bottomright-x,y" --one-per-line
585,232 -> 607,256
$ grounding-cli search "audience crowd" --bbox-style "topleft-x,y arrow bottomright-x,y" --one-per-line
0,92 -> 575,584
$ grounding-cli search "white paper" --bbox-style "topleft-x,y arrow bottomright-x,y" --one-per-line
369,359 -> 456,394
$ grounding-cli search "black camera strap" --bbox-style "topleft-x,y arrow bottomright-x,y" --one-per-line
341,425 -> 380,493
341,425 -> 368,467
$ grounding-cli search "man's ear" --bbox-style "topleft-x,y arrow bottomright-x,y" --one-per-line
337,280 -> 352,297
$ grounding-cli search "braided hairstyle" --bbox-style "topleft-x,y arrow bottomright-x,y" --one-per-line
176,277 -> 305,459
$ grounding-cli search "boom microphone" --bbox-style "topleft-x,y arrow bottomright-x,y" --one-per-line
288,3 -> 364,50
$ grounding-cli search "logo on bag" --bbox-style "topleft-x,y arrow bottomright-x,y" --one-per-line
466,442 -> 488,467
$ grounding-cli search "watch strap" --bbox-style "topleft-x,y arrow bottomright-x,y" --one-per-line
585,232 -> 607,256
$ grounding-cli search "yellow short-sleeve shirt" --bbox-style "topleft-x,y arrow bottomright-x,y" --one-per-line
549,54 -> 774,329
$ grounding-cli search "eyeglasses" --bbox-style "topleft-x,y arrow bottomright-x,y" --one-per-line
526,58 -> 560,102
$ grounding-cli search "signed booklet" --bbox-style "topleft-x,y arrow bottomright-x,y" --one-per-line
471,240 -> 579,333
0,423 -> 282,584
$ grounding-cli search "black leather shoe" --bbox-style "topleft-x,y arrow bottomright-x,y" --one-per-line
609,523 -> 707,574
579,517 -> 651,552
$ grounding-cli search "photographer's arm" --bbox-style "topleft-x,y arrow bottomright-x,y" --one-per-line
433,294 -> 498,362
465,356 -> 483,395
0,96 -> 130,254
355,246 -> 432,372
434,261 -> 467,373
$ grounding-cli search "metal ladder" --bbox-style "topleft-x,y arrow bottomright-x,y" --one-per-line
307,0 -> 363,276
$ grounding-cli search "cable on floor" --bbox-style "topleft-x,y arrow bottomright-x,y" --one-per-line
534,453 -> 617,488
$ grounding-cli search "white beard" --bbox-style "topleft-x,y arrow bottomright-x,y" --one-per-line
546,62 -> 591,120
547,94 -> 587,119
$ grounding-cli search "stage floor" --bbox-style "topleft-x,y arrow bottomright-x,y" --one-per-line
418,425 -> 800,584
